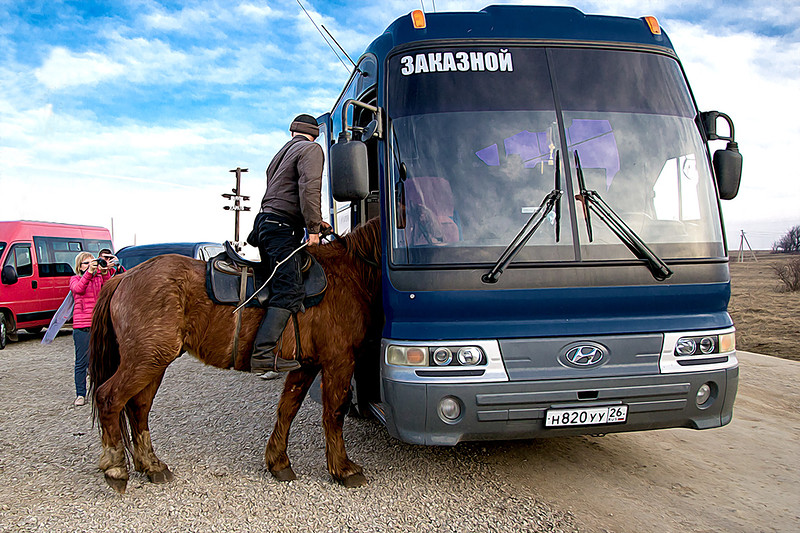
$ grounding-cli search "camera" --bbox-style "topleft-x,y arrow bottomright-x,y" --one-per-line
95,258 -> 108,268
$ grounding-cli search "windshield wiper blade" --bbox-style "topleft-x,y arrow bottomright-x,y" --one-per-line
573,151 -> 673,281
483,152 -> 563,284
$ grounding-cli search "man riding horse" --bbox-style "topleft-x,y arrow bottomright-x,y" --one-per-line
251,114 -> 331,377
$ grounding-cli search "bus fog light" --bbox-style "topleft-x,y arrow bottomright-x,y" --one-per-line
696,382 -> 716,408
438,396 -> 462,422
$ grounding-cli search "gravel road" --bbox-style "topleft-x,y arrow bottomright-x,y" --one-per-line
0,332 -> 579,533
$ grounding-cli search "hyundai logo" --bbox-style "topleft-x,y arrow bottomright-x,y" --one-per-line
563,345 -> 606,367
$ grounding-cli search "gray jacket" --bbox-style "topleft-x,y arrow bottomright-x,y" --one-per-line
260,136 -> 324,233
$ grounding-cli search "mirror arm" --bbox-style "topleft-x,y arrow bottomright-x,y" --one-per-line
341,99 -> 383,140
701,110 -> 735,142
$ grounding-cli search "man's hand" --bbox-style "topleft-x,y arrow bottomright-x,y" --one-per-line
308,221 -> 333,246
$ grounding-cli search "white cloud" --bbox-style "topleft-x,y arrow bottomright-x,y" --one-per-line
143,6 -> 212,32
667,20 -> 800,240
236,2 -> 275,19
34,47 -> 126,89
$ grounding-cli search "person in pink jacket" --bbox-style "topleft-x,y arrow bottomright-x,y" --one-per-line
69,251 -> 111,406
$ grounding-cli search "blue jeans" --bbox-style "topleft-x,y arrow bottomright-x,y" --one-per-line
73,328 -> 90,397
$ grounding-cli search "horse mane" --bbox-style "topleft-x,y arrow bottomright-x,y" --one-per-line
339,217 -> 381,265
314,217 -> 380,270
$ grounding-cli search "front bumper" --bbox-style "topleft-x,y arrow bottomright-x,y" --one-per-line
378,366 -> 738,445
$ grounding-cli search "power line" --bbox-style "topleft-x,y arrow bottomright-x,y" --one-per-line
296,0 -> 352,74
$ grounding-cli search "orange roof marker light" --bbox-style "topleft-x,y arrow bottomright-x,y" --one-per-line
643,16 -> 661,35
411,9 -> 427,29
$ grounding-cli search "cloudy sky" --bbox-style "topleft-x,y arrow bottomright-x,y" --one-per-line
1,0 -> 798,251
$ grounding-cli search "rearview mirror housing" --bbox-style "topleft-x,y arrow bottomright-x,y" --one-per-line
2,265 -> 18,285
330,136 -> 370,201
701,111 -> 743,200
714,142 -> 743,200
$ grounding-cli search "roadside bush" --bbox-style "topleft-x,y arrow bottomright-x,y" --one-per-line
772,225 -> 800,253
773,257 -> 800,292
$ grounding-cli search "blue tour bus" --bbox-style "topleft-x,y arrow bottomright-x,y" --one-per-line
317,6 -> 743,445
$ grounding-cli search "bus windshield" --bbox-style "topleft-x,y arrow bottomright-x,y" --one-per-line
388,46 -> 724,266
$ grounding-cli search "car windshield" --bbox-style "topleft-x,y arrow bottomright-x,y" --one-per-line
388,46 -> 723,266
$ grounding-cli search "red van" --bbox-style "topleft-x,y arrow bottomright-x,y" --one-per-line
0,221 -> 113,348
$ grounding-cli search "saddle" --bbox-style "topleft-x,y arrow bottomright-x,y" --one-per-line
205,241 -> 327,310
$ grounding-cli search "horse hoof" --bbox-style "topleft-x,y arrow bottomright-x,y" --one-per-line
148,467 -> 174,484
339,472 -> 368,488
271,467 -> 297,482
104,474 -> 128,494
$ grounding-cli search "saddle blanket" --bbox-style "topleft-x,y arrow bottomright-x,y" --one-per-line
205,252 -> 327,309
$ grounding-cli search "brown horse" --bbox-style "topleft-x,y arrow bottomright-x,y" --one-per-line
89,218 -> 381,493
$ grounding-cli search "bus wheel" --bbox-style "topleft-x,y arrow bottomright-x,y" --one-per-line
0,314 -> 8,350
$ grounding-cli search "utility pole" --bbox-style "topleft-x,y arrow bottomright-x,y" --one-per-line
222,167 -> 251,251
737,230 -> 757,262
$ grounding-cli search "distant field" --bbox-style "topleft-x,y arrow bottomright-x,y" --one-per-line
728,252 -> 800,361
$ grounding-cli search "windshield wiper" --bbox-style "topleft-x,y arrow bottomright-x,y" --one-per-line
483,152 -> 563,284
573,151 -> 673,281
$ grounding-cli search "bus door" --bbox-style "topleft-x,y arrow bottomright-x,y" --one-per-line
33,236 -> 84,315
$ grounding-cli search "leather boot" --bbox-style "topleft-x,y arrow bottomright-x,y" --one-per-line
250,307 -> 301,373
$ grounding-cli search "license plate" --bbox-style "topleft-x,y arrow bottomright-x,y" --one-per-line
545,405 -> 628,427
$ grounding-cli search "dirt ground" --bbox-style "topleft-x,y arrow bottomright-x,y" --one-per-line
492,350 -> 799,533
728,252 -> 800,361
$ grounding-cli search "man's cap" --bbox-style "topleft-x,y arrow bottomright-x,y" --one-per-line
290,114 -> 319,139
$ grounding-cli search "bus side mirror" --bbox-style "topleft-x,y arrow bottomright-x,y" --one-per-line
701,111 -> 743,200
2,265 -> 18,285
330,134 -> 369,201
714,143 -> 742,200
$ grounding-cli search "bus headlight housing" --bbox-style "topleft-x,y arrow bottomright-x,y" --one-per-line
386,344 -> 486,367
674,333 -> 735,357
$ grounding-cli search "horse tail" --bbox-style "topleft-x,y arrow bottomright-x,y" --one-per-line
89,275 -> 124,421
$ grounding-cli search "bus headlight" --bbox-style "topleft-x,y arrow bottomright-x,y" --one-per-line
675,337 -> 697,356
387,345 -> 428,366
674,332 -> 734,357
386,344 -> 485,367
457,347 -> 483,365
432,347 -> 453,366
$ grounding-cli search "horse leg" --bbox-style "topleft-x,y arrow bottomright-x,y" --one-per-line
126,370 -> 174,484
264,367 -> 319,482
95,360 -> 176,493
321,362 -> 367,488
95,378 -> 132,494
